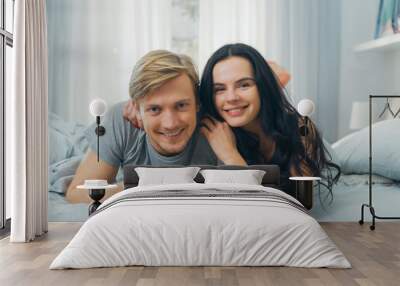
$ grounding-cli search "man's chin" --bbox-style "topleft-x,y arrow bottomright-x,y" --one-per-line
160,145 -> 186,156
157,140 -> 189,156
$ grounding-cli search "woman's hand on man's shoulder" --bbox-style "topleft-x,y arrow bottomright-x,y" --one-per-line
122,100 -> 143,129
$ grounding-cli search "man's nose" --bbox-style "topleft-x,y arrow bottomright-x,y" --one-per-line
161,110 -> 180,129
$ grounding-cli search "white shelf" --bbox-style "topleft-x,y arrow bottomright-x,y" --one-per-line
354,34 -> 400,53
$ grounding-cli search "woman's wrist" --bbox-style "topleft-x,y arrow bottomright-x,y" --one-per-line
220,151 -> 247,166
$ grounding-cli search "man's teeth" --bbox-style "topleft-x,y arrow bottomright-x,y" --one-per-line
163,130 -> 182,137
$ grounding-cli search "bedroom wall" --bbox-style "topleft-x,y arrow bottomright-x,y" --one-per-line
316,0 -> 341,143
337,0 -> 400,139
383,50 -> 400,110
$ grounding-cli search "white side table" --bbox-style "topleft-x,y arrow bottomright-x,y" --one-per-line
289,177 -> 321,210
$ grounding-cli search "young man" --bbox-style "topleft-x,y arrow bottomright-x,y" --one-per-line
66,50 -> 217,203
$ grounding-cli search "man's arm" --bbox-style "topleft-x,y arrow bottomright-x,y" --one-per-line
66,150 -> 121,204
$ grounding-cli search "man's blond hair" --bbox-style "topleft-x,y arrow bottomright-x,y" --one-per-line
129,50 -> 199,101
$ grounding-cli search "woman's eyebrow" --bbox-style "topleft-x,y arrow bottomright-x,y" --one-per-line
235,77 -> 255,83
213,77 -> 255,86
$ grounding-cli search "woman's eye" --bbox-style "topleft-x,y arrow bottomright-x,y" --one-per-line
214,88 -> 225,94
239,82 -> 251,89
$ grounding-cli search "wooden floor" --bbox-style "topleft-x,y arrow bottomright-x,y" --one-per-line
0,222 -> 400,286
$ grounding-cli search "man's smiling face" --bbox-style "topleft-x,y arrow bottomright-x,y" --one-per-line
136,73 -> 198,156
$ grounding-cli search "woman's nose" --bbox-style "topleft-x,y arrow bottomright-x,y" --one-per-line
225,88 -> 240,101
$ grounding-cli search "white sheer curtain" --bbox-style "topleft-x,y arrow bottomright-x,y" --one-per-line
199,0 -> 319,105
198,0 -> 267,71
199,0 -> 340,140
264,0 -> 321,117
8,0 -> 48,242
267,0 -> 340,140
47,0 -> 172,125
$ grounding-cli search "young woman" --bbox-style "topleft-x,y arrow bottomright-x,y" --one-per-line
199,43 -> 340,193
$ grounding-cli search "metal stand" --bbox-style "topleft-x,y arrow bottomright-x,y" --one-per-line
289,177 -> 321,210
88,188 -> 105,215
94,115 -> 106,162
359,95 -> 400,230
295,180 -> 313,210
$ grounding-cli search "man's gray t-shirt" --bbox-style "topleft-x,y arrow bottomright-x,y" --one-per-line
84,101 -> 218,167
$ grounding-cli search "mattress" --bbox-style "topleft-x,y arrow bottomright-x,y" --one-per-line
50,183 -> 350,269
310,174 -> 400,221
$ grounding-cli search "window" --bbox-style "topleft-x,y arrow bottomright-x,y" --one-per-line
0,0 -> 14,235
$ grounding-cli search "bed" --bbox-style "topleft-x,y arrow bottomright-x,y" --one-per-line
48,114 -> 400,224
50,165 -> 350,269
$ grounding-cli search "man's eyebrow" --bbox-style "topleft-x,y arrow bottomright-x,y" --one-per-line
144,103 -> 160,109
176,98 -> 192,103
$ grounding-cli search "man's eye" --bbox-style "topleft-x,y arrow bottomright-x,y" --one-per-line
177,102 -> 189,109
148,107 -> 160,113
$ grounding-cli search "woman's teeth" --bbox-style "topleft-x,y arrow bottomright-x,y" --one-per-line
226,106 -> 246,116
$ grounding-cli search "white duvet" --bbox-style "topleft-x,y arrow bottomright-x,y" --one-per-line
50,183 -> 351,269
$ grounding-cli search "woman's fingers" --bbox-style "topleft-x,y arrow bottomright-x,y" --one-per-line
205,115 -> 218,124
123,101 -> 141,128
201,117 -> 217,131
200,125 -> 210,138
123,101 -> 132,119
202,115 -> 224,131
136,115 -> 143,129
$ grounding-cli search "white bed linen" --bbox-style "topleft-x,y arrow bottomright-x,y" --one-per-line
50,183 -> 350,269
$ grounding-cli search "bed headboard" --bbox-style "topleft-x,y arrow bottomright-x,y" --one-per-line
123,165 -> 280,190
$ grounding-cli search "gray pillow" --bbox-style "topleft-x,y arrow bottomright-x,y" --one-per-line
200,169 -> 266,185
323,138 -> 340,167
135,167 -> 200,186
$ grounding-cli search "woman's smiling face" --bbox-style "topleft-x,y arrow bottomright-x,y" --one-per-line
212,56 -> 261,129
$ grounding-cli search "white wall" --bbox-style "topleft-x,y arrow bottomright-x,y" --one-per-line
337,0 -> 400,139
383,49 -> 400,107
316,0 -> 341,143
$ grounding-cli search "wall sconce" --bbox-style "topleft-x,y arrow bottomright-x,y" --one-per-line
89,99 -> 107,162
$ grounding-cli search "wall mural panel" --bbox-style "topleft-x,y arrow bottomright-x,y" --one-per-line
47,0 -> 400,231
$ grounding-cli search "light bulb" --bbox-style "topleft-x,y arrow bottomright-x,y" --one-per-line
89,99 -> 107,117
297,99 -> 315,117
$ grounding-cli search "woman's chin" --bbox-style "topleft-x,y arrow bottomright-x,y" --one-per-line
224,118 -> 246,128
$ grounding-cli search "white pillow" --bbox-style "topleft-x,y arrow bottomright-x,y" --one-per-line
135,167 -> 200,186
332,119 -> 400,180
200,169 -> 266,185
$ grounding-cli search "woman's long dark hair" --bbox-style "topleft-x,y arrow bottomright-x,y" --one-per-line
199,43 -> 340,194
